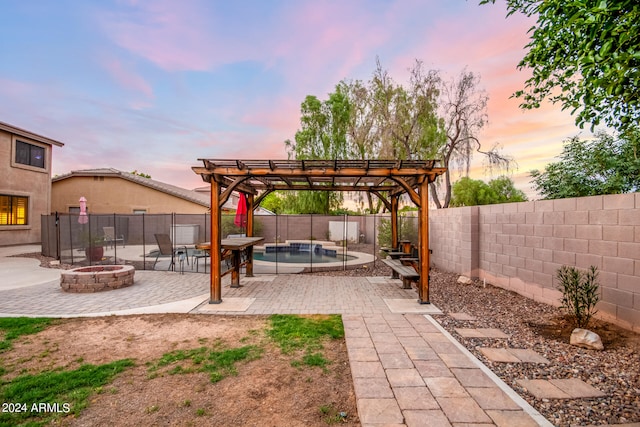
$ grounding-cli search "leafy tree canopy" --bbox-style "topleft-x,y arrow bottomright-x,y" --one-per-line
480,0 -> 640,133
530,130 -> 640,199
450,176 -> 527,207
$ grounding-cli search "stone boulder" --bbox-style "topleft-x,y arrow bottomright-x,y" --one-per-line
457,275 -> 474,285
570,328 -> 604,351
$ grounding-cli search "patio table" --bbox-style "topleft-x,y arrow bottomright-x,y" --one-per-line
196,237 -> 265,287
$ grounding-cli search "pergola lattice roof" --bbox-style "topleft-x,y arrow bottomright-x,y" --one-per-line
192,159 -> 446,206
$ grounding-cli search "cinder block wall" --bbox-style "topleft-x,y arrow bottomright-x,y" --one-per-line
430,193 -> 640,332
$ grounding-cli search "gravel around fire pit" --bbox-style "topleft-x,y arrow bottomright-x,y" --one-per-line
309,264 -> 640,427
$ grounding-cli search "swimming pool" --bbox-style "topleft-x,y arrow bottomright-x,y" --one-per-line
254,251 -> 356,264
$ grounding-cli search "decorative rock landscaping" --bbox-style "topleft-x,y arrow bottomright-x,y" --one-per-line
60,265 -> 135,293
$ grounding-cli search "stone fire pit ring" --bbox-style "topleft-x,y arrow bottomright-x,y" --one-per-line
61,265 -> 135,293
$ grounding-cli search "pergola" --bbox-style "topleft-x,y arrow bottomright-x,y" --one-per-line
192,159 -> 447,304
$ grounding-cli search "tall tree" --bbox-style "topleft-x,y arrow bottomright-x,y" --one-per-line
284,87 -> 351,214
530,130 -> 640,199
285,61 -> 512,210
341,79 -> 382,213
371,59 -> 444,160
430,69 -> 512,208
480,0 -> 640,133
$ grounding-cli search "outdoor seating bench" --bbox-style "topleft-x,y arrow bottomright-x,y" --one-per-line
382,258 -> 419,289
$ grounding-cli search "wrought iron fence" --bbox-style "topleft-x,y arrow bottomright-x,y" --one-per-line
41,212 -> 419,274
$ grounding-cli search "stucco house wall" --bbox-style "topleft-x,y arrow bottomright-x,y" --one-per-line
0,121 -> 63,245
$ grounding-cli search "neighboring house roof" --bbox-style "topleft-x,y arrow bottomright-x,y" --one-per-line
0,120 -> 65,147
52,168 -> 210,208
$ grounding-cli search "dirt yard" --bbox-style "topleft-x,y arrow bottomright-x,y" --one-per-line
1,314 -> 359,426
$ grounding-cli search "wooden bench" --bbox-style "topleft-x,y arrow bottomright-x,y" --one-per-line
382,258 -> 419,289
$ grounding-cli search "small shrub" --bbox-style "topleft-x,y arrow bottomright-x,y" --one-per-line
556,265 -> 600,328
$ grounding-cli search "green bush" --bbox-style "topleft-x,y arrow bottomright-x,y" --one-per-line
556,265 -> 600,328
377,216 -> 418,249
221,214 -> 263,237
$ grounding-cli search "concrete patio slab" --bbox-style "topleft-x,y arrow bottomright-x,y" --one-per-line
480,347 -> 550,364
480,347 -> 522,363
455,327 -> 510,338
384,299 -> 442,314
196,297 -> 255,312
450,368 -> 496,388
516,379 -> 572,399
357,398 -> 403,425
386,368 -> 426,387
403,409 -> 451,427
353,377 -> 394,398
436,396 -> 493,424
392,386 -> 439,410
487,409 -> 542,427
423,377 -> 468,398
549,378 -> 605,398
467,387 -> 523,410
508,348 -> 551,364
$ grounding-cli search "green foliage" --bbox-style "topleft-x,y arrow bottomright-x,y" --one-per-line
480,0 -> 640,133
530,130 -> 640,199
556,265 -> 600,328
259,191 -> 286,214
221,214 -> 263,237
148,342 -> 263,383
450,176 -> 527,207
376,216 -> 419,249
267,314 -> 344,368
319,404 -> 348,425
259,191 -> 347,215
0,359 -> 134,426
0,317 -> 52,353
285,192 -> 340,215
130,170 -> 151,178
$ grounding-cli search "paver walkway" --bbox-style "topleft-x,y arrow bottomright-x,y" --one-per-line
343,313 -> 550,427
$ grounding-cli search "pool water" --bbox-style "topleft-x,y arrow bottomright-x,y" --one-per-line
254,251 -> 356,264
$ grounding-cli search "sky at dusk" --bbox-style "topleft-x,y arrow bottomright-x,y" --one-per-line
0,0 -> 600,200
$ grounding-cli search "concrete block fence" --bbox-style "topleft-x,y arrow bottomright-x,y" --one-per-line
429,193 -> 640,332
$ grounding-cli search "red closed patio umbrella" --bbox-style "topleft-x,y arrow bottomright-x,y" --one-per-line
234,192 -> 247,229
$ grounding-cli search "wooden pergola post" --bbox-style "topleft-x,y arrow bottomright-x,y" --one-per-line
418,179 -> 430,303
246,193 -> 255,277
391,195 -> 399,250
209,179 -> 222,303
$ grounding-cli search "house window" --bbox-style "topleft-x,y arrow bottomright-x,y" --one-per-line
0,195 -> 29,225
133,209 -> 147,214
15,140 -> 45,169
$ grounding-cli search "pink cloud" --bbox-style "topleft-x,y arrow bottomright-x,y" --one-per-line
100,56 -> 154,100
98,0 -> 225,71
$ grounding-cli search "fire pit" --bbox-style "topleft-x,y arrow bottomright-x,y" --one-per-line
60,265 -> 135,293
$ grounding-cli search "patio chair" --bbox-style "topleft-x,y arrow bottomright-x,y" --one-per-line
153,233 -> 188,272
103,226 -> 125,249
191,248 -> 210,273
